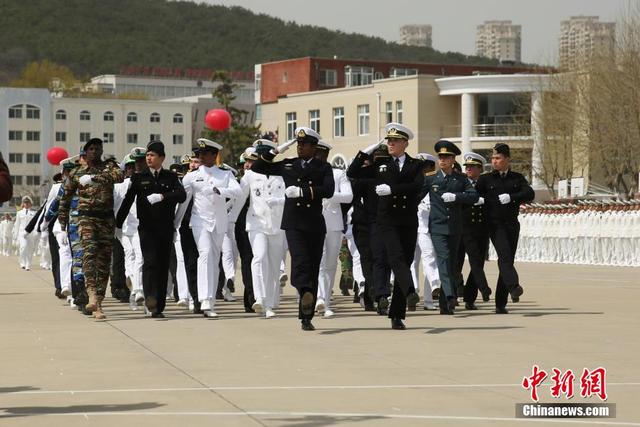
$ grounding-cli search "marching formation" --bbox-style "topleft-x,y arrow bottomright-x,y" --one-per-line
7,121 -> 604,331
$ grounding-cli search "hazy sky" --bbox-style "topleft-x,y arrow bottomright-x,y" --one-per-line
196,0 -> 632,64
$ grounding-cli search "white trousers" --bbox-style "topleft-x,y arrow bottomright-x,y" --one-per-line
411,233 -> 441,306
121,233 -> 143,293
174,236 -> 190,300
221,222 -> 238,282
39,233 -> 51,269
19,233 -> 36,269
1,235 -> 11,256
318,230 -> 343,309
249,230 -> 286,309
55,232 -> 72,291
346,232 -> 365,285
193,226 -> 224,304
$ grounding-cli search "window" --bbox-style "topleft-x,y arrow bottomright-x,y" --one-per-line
309,110 -> 320,133
11,175 -> 23,185
103,111 -> 114,121
103,132 -> 114,143
345,66 -> 373,87
286,112 -> 297,140
374,71 -> 384,80
26,105 -> 40,119
385,102 -> 393,124
79,110 -> 91,121
173,134 -> 184,145
255,104 -> 262,120
55,109 -> 66,120
26,153 -> 40,164
254,72 -> 261,90
390,68 -> 418,78
150,134 -> 161,142
282,72 -> 288,83
319,69 -> 337,86
173,113 -> 183,123
173,155 -> 181,164
396,101 -> 404,124
8,105 -> 22,119
127,133 -> 138,144
333,107 -> 345,137
150,112 -> 160,123
357,104 -> 370,136
26,175 -> 41,186
127,112 -> 137,122
9,153 -> 23,163
55,132 -> 66,142
8,130 -> 23,141
80,132 -> 91,143
26,131 -> 40,141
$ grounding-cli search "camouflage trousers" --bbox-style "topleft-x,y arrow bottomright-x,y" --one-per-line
69,216 -> 86,300
79,217 -> 114,298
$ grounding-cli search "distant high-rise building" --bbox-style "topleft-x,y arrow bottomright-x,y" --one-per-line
476,20 -> 522,63
558,16 -> 615,69
400,25 -> 433,48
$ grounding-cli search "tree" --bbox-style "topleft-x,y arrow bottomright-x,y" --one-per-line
10,60 -> 79,92
201,71 -> 261,167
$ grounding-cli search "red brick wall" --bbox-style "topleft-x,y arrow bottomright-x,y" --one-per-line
260,58 -> 313,104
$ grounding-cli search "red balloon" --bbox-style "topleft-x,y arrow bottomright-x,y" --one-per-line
205,109 -> 232,131
47,146 -> 69,166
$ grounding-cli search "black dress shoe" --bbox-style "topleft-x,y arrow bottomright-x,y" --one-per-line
364,303 -> 376,312
447,297 -> 456,314
226,278 -> 235,293
151,312 -> 165,318
510,285 -> 523,298
480,287 -> 492,302
55,289 -> 63,299
511,295 -> 520,303
301,319 -> 315,331
496,306 -> 509,314
300,291 -> 314,316
391,318 -> 406,330
245,307 -> 256,313
215,290 -> 224,300
406,292 -> 419,311
465,302 -> 478,310
353,283 -> 360,303
431,288 -> 440,300
377,296 -> 389,316
145,296 -> 157,311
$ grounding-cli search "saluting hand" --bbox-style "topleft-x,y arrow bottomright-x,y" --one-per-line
275,139 -> 296,154
361,139 -> 385,155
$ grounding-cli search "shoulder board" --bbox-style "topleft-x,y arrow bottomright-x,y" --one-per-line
425,171 -> 437,177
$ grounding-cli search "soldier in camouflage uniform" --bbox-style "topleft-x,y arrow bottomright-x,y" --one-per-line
338,237 -> 353,296
58,138 -> 124,320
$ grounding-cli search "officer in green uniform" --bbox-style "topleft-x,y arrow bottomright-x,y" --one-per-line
58,138 -> 124,320
421,140 -> 478,315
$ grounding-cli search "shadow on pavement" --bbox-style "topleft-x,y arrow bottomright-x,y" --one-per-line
0,402 -> 164,418
0,386 -> 40,393
266,414 -> 384,426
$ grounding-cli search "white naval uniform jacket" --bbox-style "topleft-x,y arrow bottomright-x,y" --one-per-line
322,168 -> 353,232
417,193 -> 432,234
241,169 -> 285,235
14,208 -> 36,238
176,165 -> 242,233
113,178 -> 139,236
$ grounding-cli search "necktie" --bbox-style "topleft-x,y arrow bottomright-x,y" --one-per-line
395,158 -> 400,169
154,170 -> 159,179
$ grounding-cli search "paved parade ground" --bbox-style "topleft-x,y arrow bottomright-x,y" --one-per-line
1,256 -> 639,426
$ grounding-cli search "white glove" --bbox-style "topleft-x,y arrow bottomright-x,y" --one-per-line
474,197 -> 485,206
266,197 -> 285,207
442,192 -> 456,203
114,228 -> 123,241
361,139 -> 384,155
57,231 -> 69,246
375,184 -> 391,196
275,139 -> 296,154
285,186 -> 302,199
173,231 -> 179,243
147,193 -> 163,204
21,231 -> 29,239
498,193 -> 511,205
79,175 -> 94,186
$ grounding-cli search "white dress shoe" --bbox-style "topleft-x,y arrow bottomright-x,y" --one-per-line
188,300 -> 195,310
176,298 -> 188,308
223,288 -> 236,302
315,298 -> 325,313
61,287 -> 71,297
129,293 -> 139,311
135,292 -> 145,303
200,299 -> 212,311
265,309 -> 276,318
252,301 -> 263,313
323,309 -> 335,318
203,310 -> 218,318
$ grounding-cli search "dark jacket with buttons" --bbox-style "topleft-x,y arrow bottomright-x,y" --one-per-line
116,167 -> 186,231
347,151 -> 423,228
251,153 -> 334,233
476,170 -> 534,224
461,178 -> 488,236
422,170 -> 478,236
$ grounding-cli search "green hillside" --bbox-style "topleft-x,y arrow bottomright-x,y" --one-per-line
0,0 -> 501,83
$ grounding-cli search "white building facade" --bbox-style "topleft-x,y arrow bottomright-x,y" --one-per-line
476,20 -> 522,63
